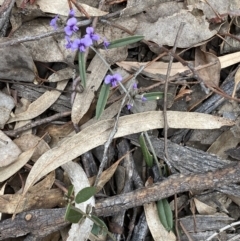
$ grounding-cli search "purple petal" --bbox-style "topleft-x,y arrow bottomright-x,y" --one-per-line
69,9 -> 75,17
103,39 -> 110,48
141,96 -> 147,102
50,15 -> 58,30
82,36 -> 93,46
91,33 -> 100,41
67,17 -> 77,26
71,39 -> 80,49
113,73 -> 122,82
133,83 -> 138,89
64,26 -> 72,36
104,75 -> 112,85
127,104 -> 133,110
86,27 -> 94,35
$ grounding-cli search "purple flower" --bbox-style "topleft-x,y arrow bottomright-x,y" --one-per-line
141,95 -> 147,101
50,15 -> 59,30
72,36 -> 92,52
103,38 -> 110,49
104,73 -> 122,87
65,36 -> 74,50
86,27 -> 100,42
64,17 -> 79,36
127,103 -> 133,110
69,9 -> 75,17
133,83 -> 138,89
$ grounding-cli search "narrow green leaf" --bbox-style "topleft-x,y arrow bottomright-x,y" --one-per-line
78,51 -> 86,88
95,83 -> 110,119
65,204 -> 84,223
91,215 -> 108,235
157,199 -> 173,231
67,185 -> 74,198
143,92 -> 164,101
75,186 -> 97,204
139,133 -> 153,167
108,35 -> 144,49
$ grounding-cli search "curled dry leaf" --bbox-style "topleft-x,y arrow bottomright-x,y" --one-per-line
22,111 -> 234,195
0,91 -> 15,129
0,131 -> 21,167
194,198 -> 217,215
7,80 -> 68,123
62,162 -> 95,241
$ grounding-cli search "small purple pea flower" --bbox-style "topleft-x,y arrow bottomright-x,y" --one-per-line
104,73 -> 122,87
64,17 -> 79,36
50,15 -> 59,30
72,36 -> 92,52
69,9 -> 75,17
141,96 -> 147,101
86,27 -> 100,42
127,103 -> 133,110
65,36 -> 74,50
103,38 -> 110,49
133,83 -> 138,89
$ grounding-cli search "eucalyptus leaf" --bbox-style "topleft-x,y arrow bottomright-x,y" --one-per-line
75,186 -> 97,204
108,35 -> 144,49
78,51 -> 86,88
157,199 -> 173,231
139,133 -> 153,167
65,204 -> 84,223
95,83 -> 110,119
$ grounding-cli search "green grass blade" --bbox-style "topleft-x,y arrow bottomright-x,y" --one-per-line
108,35 -> 144,49
78,51 -> 86,88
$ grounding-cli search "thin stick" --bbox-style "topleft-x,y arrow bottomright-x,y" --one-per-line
163,22 -> 185,174
4,111 -> 71,137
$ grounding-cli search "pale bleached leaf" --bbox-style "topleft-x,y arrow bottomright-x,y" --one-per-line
7,80 -> 68,123
62,162 -> 95,241
0,131 -> 21,167
22,111 -> 233,195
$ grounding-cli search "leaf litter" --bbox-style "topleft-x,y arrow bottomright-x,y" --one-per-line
1,0 -> 240,240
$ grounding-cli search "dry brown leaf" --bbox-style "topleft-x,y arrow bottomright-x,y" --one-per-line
0,42 -> 37,82
62,162 -> 94,241
96,159 -> 123,191
0,189 -> 63,214
117,61 -> 189,76
14,134 -> 50,162
71,55 -> 109,125
195,45 -> 221,88
0,131 -> 22,167
29,171 -> 55,193
136,10 -> 217,48
48,67 -> 73,83
22,111 -> 233,195
207,130 -> 240,159
0,91 -> 15,129
7,80 -> 68,123
0,146 -> 36,182
194,198 -> 217,215
21,0 -> 108,16
12,19 -> 75,63
144,202 -> 176,241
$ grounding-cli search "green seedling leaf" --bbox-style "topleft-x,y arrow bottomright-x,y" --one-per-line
78,51 -> 86,88
91,215 -> 108,236
75,186 -> 97,204
139,133 -> 153,167
95,83 -> 110,119
143,92 -> 164,101
65,204 -> 84,223
67,185 -> 74,198
108,35 -> 144,49
157,199 -> 173,232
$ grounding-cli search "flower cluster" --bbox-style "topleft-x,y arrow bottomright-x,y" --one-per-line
50,10 -> 109,53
